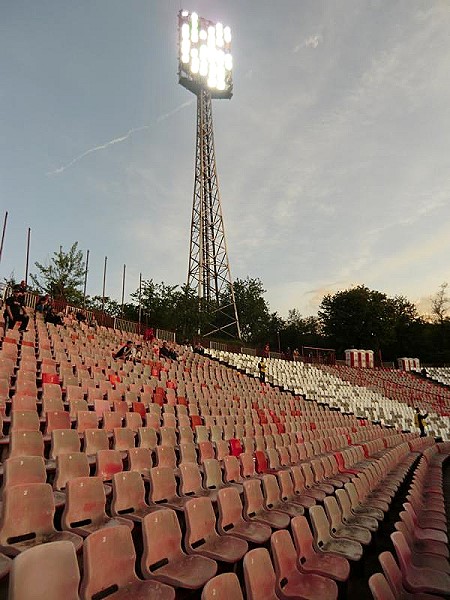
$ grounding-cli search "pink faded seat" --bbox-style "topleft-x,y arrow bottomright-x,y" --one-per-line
291,516 -> 350,582
217,487 -> 271,544
81,525 -> 175,600
185,496 -> 248,563
8,541 -> 79,600
201,573 -> 244,600
149,466 -> 189,511
323,495 -> 371,545
368,572 -> 396,600
391,531 -> 450,596
271,529 -> 338,600
141,508 -> 217,589
262,474 -> 304,517
243,479 -> 290,530
277,469 -> 315,510
62,476 -> 133,537
378,551 -> 442,600
309,505 -> 363,562
0,483 -> 83,556
243,547 -> 278,600
111,471 -> 155,523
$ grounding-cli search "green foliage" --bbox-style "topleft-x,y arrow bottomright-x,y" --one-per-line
30,242 -> 86,304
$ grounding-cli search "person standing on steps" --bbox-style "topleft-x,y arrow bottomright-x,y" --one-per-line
414,408 -> 428,437
258,358 -> 267,384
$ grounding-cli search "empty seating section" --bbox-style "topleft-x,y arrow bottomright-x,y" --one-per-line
0,315 -> 449,598
207,349 -> 450,438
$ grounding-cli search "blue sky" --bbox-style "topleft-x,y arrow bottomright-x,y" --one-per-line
1,1 -> 449,317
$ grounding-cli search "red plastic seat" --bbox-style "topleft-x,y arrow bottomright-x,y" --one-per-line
185,496 -> 248,563
201,573 -> 244,600
217,487 -> 271,544
378,550 -> 441,600
291,515 -> 350,582
62,476 -> 133,537
262,474 -> 304,517
243,478 -> 290,529
243,547 -> 278,600
141,508 -> 217,589
8,541 -> 79,600
271,529 -> 338,600
368,572 -> 396,600
80,525 -> 175,600
111,471 -> 155,523
95,449 -> 123,481
0,483 -> 83,556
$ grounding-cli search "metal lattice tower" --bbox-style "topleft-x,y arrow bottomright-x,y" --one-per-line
187,88 -> 241,338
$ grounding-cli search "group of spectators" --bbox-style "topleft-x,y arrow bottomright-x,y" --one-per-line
2,282 -> 29,332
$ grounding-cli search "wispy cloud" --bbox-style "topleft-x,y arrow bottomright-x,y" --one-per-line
47,100 -> 194,176
294,34 -> 322,53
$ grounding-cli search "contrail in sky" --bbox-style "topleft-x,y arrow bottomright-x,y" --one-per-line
47,100 -> 194,176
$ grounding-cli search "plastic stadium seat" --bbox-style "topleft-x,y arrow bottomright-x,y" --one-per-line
84,428 -> 109,456
368,572 -> 396,600
201,573 -> 244,600
156,446 -> 177,470
378,550 -> 441,600
240,452 -> 257,479
62,476 -> 133,537
243,547 -> 278,600
95,449 -> 123,481
344,482 -> 383,521
179,442 -> 198,465
0,483 -> 82,556
111,471 -> 155,523
291,515 -> 350,582
262,474 -> 304,517
76,411 -> 98,433
309,505 -> 363,561
185,496 -> 248,563
45,410 -> 71,435
102,411 -> 123,432
290,466 -> 322,505
138,426 -> 158,450
160,426 -> 177,447
8,541 -> 78,600
80,525 -> 175,600
9,430 -> 44,459
243,479 -> 290,530
113,427 -> 135,452
50,429 -> 81,460
179,463 -> 210,499
323,495 -> 371,545
127,447 -> 152,478
271,529 -> 338,600
391,531 -> 450,595
277,470 -> 315,509
54,453 -> 90,491
141,508 -> 217,589
10,410 -> 40,432
335,488 -> 378,532
124,411 -> 142,432
217,487 -> 271,544
149,466 -> 189,511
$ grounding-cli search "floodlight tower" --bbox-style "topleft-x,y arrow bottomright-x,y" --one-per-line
178,10 -> 241,339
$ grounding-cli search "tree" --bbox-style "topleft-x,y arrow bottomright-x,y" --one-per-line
30,242 -> 86,304
228,277 -> 271,343
431,282 -> 449,325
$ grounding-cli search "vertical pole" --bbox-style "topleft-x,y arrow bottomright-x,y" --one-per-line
121,264 -> 126,317
25,228 -> 31,285
82,249 -> 90,308
0,211 -> 8,265
138,272 -> 142,332
102,256 -> 107,314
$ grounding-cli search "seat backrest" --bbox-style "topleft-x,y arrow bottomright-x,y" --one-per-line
185,496 -> 218,549
149,466 -> 177,503
95,449 -> 123,481
243,548 -> 278,600
180,463 -> 204,496
80,525 -> 140,598
156,445 -> 177,469
76,411 -> 98,433
276,470 -> 294,501
51,429 -> 80,459
309,505 -> 332,548
223,455 -> 241,484
262,474 -> 281,509
10,409 -> 40,431
84,428 -> 109,455
138,426 -> 158,449
45,410 -> 71,434
127,447 -> 152,475
335,488 -> 353,521
243,479 -> 264,517
240,453 -> 256,478
103,411 -> 123,432
368,572 -> 395,600
8,540 -> 80,600
203,459 -> 223,490
159,426 -> 177,447
271,529 -> 298,585
2,456 -> 46,491
9,430 -> 44,458
179,442 -> 197,465
63,476 -> 106,529
125,411 -> 142,432
113,427 -> 135,451
112,471 -> 147,516
378,551 -> 404,596
141,508 -> 184,574
201,573 -> 244,600
217,486 -> 244,532
291,515 -> 315,563
324,495 -> 343,533
0,483 -> 56,544
290,465 -> 306,495
55,452 -> 90,491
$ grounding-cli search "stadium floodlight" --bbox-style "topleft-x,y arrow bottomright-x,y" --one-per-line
178,10 -> 233,99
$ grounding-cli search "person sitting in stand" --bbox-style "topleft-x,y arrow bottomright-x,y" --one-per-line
36,294 -> 50,313
44,303 -> 64,326
75,310 -> 87,324
131,344 -> 143,364
3,286 -> 30,332
194,342 -> 204,355
159,341 -> 177,360
414,408 -> 428,437
113,340 -> 134,361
